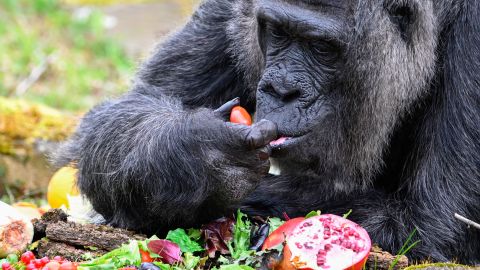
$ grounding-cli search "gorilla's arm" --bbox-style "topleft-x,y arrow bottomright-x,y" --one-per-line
137,0 -> 253,110
55,0 -> 275,234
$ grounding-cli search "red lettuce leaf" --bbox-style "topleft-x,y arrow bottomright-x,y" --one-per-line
147,239 -> 182,264
201,217 -> 235,258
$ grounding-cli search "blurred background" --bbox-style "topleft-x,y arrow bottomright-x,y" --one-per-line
0,0 -> 198,211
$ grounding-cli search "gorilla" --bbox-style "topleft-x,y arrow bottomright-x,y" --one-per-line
56,0 -> 480,264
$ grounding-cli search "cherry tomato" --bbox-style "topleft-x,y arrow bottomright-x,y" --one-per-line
34,259 -> 43,268
230,106 -> 252,126
21,251 -> 36,264
262,217 -> 305,250
140,249 -> 154,263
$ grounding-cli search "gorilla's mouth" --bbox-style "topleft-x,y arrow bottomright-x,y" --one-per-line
269,134 -> 306,150
270,136 -> 290,146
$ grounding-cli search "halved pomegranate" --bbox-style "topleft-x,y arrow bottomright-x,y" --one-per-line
282,214 -> 371,270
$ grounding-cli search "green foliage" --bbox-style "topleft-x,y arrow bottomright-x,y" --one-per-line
166,228 -> 204,253
0,0 -> 134,111
78,240 -> 141,269
228,210 -> 255,260
389,229 -> 421,270
305,210 -> 321,218
267,217 -> 284,233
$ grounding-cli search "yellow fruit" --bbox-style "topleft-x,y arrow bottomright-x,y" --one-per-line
47,167 -> 80,208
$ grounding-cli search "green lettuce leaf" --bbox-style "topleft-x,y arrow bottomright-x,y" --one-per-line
166,228 -> 204,253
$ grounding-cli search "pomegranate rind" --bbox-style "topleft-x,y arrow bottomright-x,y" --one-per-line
285,214 -> 371,270
262,217 -> 305,250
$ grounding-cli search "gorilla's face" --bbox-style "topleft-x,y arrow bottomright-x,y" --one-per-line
254,0 -> 348,157
244,0 -> 439,187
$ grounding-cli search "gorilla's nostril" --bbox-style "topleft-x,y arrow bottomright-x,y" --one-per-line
263,82 -> 301,103
280,88 -> 301,103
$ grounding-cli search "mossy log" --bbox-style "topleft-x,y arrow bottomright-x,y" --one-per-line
33,209 -> 145,261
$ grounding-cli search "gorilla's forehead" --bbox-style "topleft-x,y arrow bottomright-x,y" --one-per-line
255,0 -> 350,42
288,0 -> 352,9
255,0 -> 351,21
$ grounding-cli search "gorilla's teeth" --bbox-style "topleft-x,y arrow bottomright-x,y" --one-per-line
270,137 -> 288,146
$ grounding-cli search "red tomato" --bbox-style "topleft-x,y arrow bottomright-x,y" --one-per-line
140,249 -> 154,263
262,217 -> 305,250
230,106 -> 252,126
44,261 -> 61,270
21,251 -> 36,265
59,261 -> 77,270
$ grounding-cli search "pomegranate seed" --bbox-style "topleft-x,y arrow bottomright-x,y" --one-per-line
324,244 -> 332,251
295,242 -> 303,249
343,241 -> 352,249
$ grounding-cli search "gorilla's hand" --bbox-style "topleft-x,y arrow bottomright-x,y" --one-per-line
190,98 -> 277,204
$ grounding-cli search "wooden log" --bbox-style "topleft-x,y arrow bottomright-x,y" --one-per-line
365,247 -> 408,270
37,239 -> 106,262
45,221 -> 145,251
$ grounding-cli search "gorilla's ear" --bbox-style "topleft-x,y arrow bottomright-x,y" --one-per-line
137,0 -> 253,110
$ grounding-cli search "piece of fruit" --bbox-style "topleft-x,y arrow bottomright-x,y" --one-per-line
1,262 -> 12,270
140,249 -> 154,263
45,261 -> 61,270
230,106 -> 252,126
47,166 -> 80,208
0,202 -> 34,257
59,261 -> 77,270
262,217 -> 305,250
281,214 -> 371,270
20,251 -> 36,264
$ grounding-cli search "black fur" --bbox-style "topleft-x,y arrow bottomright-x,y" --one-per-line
56,0 -> 480,264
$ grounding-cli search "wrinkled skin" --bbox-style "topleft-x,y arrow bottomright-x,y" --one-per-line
55,0 -> 480,263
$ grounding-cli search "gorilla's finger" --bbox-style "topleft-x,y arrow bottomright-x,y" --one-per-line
214,97 -> 240,119
257,146 -> 271,161
246,120 -> 278,149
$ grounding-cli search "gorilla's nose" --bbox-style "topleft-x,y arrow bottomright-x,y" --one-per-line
262,80 -> 301,103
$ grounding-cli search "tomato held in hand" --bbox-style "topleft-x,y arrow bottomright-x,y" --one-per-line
140,249 -> 154,263
230,106 -> 252,126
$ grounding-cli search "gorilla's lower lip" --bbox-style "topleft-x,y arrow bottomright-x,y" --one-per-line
269,135 -> 305,150
270,137 -> 290,146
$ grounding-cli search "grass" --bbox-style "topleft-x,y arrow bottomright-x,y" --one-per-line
0,0 -> 135,111
389,229 -> 421,270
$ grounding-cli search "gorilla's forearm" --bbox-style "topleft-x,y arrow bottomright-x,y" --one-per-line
56,90 -> 222,233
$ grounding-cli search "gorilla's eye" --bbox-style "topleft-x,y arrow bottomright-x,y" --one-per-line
388,5 -> 413,42
270,25 -> 290,40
